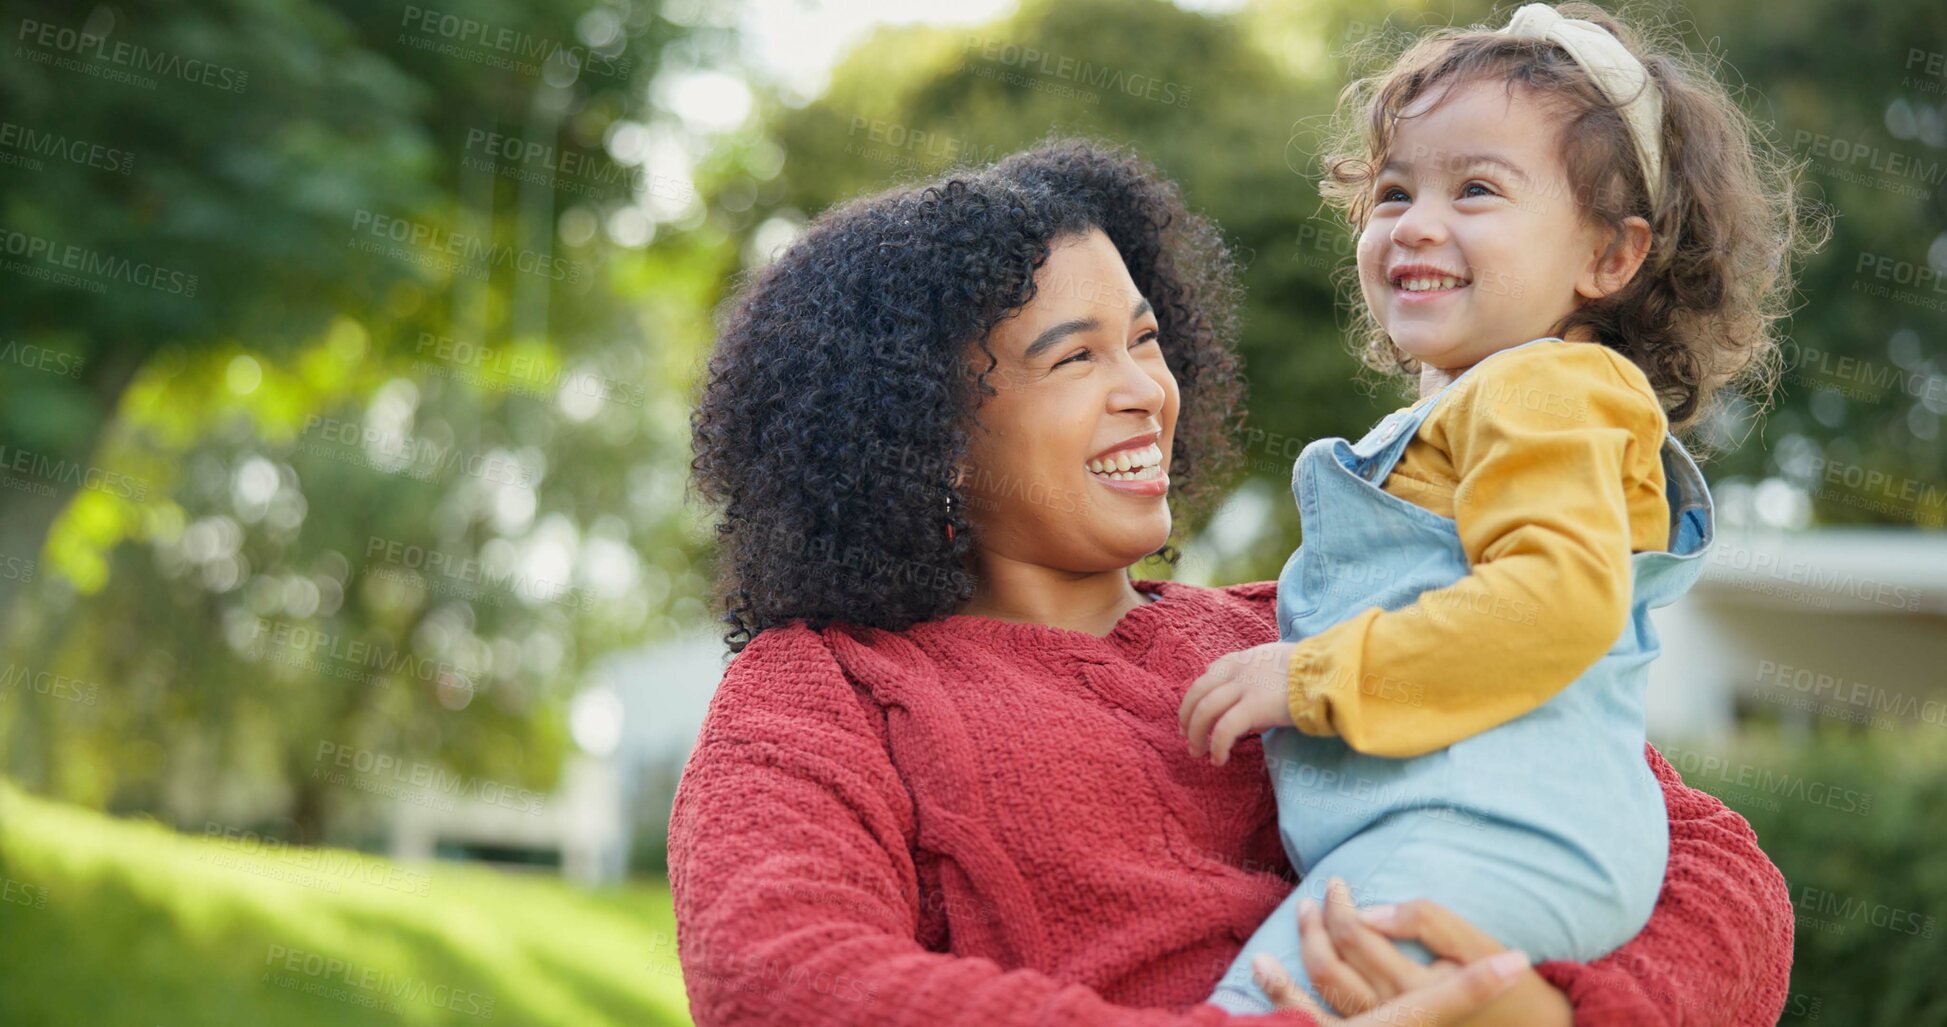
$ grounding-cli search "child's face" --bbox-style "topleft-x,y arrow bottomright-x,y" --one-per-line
1355,79 -> 1622,372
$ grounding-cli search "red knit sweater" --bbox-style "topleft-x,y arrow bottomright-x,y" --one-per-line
668,579 -> 1792,1026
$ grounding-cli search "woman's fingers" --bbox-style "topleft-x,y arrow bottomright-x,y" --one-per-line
1357,898 -> 1506,964
1321,878 -> 1429,999
1252,953 -> 1327,1018
1341,950 -> 1530,1027
1298,895 -> 1379,1014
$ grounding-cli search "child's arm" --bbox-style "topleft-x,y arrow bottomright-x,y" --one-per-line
1284,342 -> 1668,757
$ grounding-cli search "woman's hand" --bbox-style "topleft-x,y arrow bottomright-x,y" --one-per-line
1253,877 -> 1573,1026
1179,641 -> 1298,766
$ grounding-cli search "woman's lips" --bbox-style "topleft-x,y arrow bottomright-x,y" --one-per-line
1088,467 -> 1169,497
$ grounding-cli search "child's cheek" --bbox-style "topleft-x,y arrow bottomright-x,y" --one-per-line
1355,228 -> 1389,321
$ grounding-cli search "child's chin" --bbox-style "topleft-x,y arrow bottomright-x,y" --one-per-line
1392,334 -> 1461,365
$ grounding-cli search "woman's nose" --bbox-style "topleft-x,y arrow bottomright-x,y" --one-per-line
1113,348 -> 1168,412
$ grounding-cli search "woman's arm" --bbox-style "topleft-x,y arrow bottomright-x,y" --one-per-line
1532,744 -> 1793,1025
668,624 -> 1309,1027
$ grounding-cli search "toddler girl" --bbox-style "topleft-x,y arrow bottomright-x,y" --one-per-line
1178,3 -> 1817,1015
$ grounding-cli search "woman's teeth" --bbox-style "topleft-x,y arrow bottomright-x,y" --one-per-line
1087,442 -> 1164,481
1396,275 -> 1465,292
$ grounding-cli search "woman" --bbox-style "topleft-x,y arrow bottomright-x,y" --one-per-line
675,140 -> 1791,1025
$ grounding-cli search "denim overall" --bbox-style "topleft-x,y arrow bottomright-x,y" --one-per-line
1210,338 -> 1716,1014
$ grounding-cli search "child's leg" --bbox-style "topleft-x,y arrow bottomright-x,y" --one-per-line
1210,817 -> 1652,1016
1206,849 -> 1438,1015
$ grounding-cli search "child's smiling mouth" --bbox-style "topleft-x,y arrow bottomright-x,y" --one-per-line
1387,263 -> 1473,302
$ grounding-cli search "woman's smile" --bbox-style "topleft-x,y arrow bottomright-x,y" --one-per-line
1085,434 -> 1169,495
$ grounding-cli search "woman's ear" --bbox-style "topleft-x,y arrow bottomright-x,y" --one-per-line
1576,216 -> 1652,300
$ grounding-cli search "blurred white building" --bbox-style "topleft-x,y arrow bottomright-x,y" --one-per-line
1646,528 -> 1947,741
389,623 -> 730,885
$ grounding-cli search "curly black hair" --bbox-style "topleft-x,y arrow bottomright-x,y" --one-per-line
689,139 -> 1245,653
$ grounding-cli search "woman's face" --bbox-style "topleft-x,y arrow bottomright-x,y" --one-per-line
959,228 -> 1180,573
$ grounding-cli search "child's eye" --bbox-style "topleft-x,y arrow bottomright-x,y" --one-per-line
1460,181 -> 1498,199
1377,186 -> 1410,203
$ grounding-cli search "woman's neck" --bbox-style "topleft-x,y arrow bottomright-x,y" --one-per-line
958,552 -> 1153,636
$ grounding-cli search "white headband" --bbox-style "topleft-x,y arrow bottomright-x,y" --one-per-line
1501,3 -> 1664,209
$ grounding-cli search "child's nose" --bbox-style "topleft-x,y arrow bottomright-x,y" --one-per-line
1389,202 -> 1450,248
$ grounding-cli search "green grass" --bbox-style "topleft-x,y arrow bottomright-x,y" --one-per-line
0,780 -> 692,1026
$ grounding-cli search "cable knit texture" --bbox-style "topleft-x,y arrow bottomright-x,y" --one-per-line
668,579 -> 1792,1026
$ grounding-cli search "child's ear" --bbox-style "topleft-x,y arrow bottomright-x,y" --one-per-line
1576,216 -> 1652,301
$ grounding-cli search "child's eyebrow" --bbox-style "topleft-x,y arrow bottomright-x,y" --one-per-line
1380,153 -> 1532,185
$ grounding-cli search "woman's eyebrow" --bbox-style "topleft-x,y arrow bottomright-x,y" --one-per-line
1022,298 -> 1152,360
1023,316 -> 1100,360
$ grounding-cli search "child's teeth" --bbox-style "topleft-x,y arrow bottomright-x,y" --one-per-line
1399,275 -> 1462,292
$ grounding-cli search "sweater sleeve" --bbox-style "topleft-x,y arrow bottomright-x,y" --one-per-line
667,624 -> 1310,1027
1536,744 -> 1794,1026
1284,342 -> 1668,757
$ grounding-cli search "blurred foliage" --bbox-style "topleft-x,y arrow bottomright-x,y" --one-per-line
1674,727 -> 1947,1025
0,0 -> 738,841
0,781 -> 690,1025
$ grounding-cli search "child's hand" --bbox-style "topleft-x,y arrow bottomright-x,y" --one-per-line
1178,641 -> 1298,766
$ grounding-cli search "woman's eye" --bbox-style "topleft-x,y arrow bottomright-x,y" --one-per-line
1055,349 -> 1090,367
1134,330 -> 1160,347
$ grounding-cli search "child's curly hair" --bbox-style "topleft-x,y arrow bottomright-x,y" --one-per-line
1315,2 -> 1827,433
689,140 -> 1245,653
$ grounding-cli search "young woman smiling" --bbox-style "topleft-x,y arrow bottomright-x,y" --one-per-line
675,140 -> 1792,1026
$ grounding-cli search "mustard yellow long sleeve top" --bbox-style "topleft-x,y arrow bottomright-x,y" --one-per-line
1286,339 -> 1672,758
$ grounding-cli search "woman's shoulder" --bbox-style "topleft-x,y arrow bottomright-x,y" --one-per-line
696,622 -> 883,746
